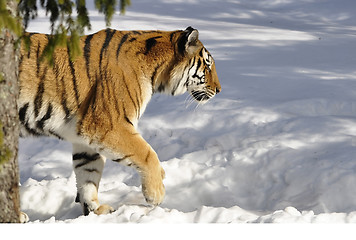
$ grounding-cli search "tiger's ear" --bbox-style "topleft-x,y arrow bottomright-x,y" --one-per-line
178,26 -> 200,56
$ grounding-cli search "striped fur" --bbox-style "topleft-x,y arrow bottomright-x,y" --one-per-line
18,27 -> 221,216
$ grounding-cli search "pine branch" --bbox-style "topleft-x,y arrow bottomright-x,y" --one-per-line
17,0 -> 131,63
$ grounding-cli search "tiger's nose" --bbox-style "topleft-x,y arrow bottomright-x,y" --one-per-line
216,87 -> 221,94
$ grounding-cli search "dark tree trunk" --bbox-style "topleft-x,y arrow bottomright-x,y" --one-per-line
0,0 -> 21,223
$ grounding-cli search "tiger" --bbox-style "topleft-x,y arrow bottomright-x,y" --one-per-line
18,26 -> 221,216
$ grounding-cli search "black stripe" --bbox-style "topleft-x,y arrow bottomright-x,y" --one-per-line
24,123 -> 42,137
36,103 -> 53,130
122,75 -> 139,118
112,83 -> 121,117
36,42 -> 41,77
19,103 -> 29,124
52,53 -> 71,121
127,162 -> 139,170
157,83 -> 165,93
171,83 -> 179,95
78,80 -> 98,132
178,32 -> 187,55
26,33 -> 38,59
73,152 -> 100,161
192,58 -> 203,80
60,76 -> 71,121
145,150 -> 151,163
134,70 -> 142,107
134,80 -> 142,119
68,57 -> 80,106
48,130 -> 63,140
100,29 -> 116,64
151,62 -> 164,92
106,71 -> 117,128
53,52 -> 68,123
196,58 -> 202,72
124,115 -> 134,126
34,65 -> 48,118
75,193 -> 80,203
144,36 -> 162,55
91,77 -> 98,115
116,33 -> 129,59
83,203 -> 90,216
84,33 -> 95,82
73,152 -> 100,169
100,68 -> 114,130
27,46 -> 31,59
188,58 -> 196,73
52,53 -> 61,80
34,80 -> 44,118
112,154 -> 133,162
199,48 -> 204,57
183,58 -> 196,87
18,53 -> 24,70
129,37 -> 136,42
169,32 -> 175,43
123,105 -> 134,126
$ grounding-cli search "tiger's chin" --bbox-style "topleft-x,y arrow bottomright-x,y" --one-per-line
190,90 -> 215,104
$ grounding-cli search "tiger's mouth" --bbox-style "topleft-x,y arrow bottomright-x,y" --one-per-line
191,89 -> 215,103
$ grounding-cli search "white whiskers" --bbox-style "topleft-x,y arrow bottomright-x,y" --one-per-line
184,93 -> 196,108
184,89 -> 215,109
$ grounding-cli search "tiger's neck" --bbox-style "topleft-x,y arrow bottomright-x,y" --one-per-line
151,55 -> 190,97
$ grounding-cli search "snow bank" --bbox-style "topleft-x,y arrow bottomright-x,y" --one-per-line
20,0 -> 356,223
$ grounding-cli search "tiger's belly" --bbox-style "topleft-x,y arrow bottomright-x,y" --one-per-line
18,99 -> 79,142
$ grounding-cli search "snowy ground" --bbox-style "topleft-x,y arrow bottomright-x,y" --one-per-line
19,0 -> 356,223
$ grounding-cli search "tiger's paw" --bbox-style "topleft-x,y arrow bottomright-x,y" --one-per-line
20,212 -> 29,223
142,166 -> 166,205
94,204 -> 115,215
82,201 -> 114,216
76,188 -> 114,216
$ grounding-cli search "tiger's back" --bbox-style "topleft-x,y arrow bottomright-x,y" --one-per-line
18,27 -> 221,216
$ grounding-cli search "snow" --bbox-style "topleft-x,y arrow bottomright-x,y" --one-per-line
19,0 -> 356,224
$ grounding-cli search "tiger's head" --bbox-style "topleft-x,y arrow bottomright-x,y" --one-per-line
163,27 -> 221,104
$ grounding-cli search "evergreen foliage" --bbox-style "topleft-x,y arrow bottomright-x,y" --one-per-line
17,0 -> 131,62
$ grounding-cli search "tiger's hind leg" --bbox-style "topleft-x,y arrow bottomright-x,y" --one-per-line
72,143 -> 114,215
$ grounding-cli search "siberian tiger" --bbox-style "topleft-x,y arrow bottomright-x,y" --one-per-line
18,26 -> 221,216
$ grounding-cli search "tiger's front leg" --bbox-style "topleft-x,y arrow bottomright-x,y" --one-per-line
72,143 -> 114,215
104,129 -> 166,206
136,147 -> 166,205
